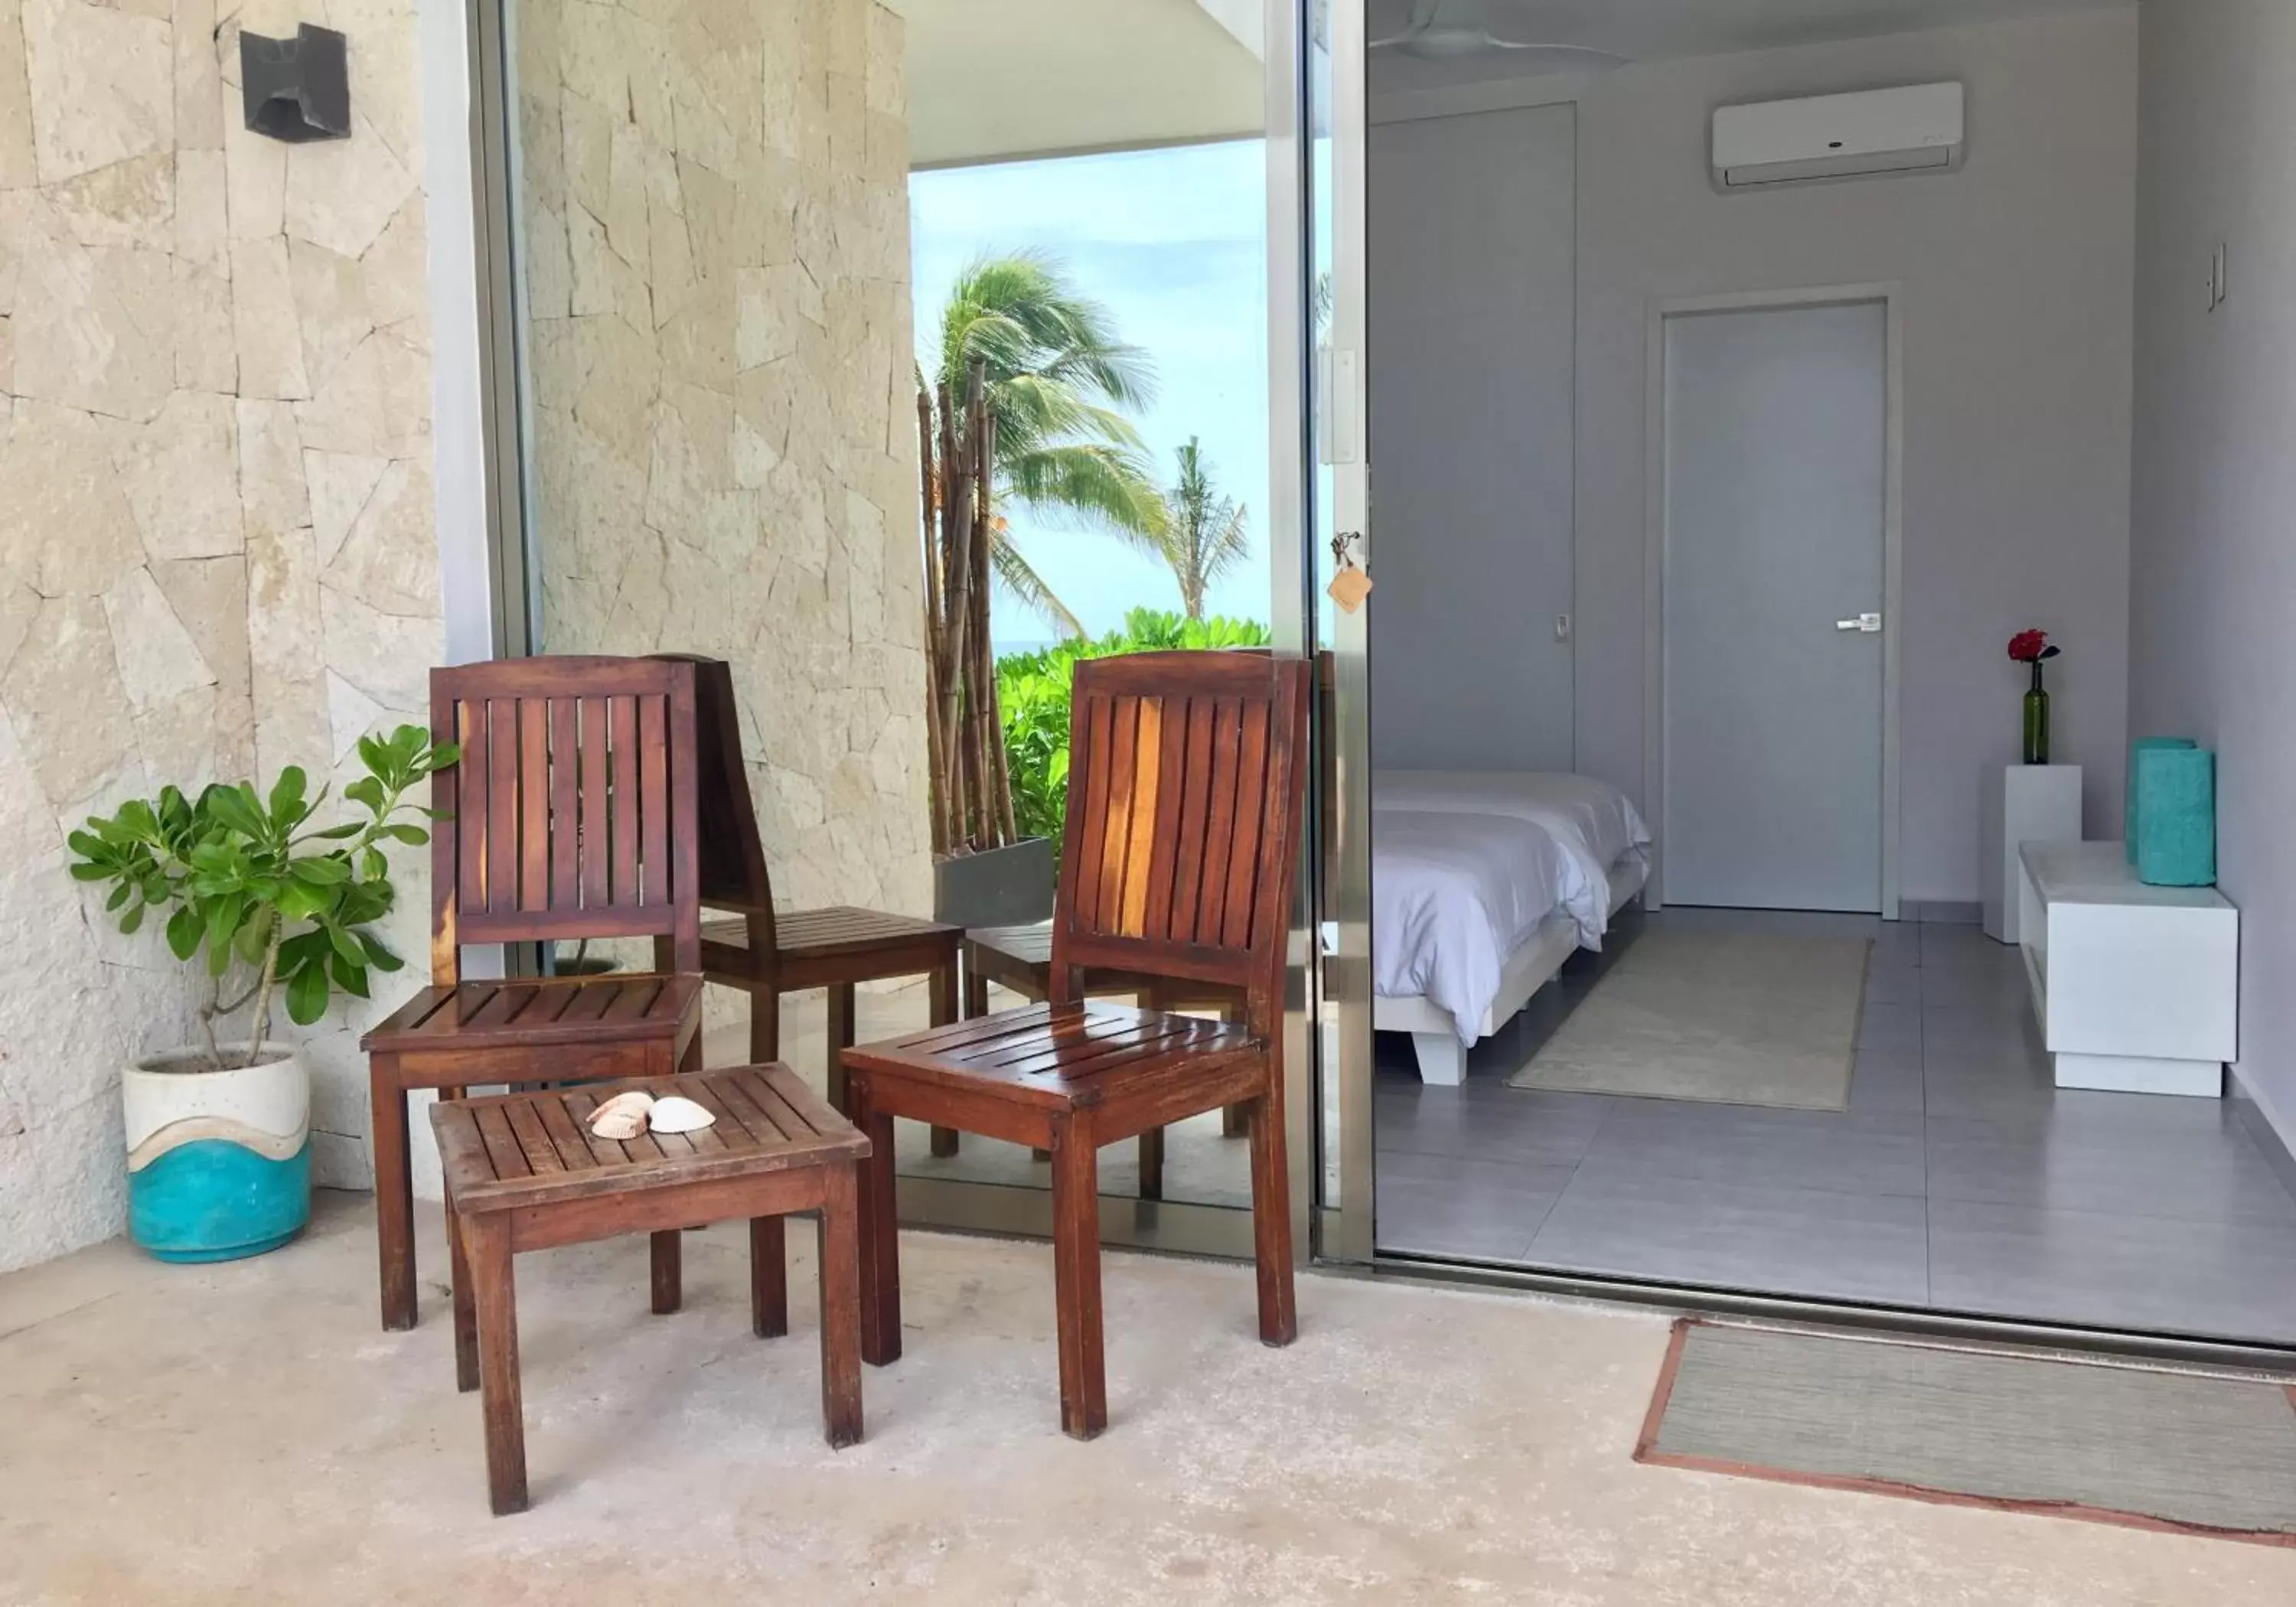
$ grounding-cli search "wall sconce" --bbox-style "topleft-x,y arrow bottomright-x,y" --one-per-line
241,24 -> 351,142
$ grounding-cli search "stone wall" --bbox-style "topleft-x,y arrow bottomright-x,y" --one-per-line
516,0 -> 932,920
0,0 -> 443,1273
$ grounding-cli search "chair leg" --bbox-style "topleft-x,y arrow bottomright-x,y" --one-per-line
448,1191 -> 478,1393
1245,1084 -> 1297,1348
851,1076 -> 902,1367
928,960 -> 960,1158
466,1211 -> 527,1516
826,982 -> 856,1113
650,1230 -> 683,1314
750,1214 -> 788,1338
370,1058 -> 417,1332
817,1169 -> 865,1449
1137,1126 -> 1164,1201
1049,1114 -> 1107,1439
751,986 -> 781,1064
1219,1006 -> 1249,1136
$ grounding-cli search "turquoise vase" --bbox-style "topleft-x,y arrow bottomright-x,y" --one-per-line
2126,737 -> 2197,862
2135,746 -> 2216,888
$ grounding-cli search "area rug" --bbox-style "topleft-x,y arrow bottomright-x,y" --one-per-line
1637,1319 -> 2296,1546
1510,931 -> 1867,1110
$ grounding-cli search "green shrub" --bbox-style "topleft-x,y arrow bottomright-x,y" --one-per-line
996,608 -> 1273,841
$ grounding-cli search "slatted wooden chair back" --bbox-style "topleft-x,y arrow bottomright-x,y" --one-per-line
429,657 -> 702,983
650,654 -> 777,946
1050,651 -> 1313,1040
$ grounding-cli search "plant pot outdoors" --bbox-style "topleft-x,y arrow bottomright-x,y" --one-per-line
122,1043 -> 311,1263
933,835 -> 1056,930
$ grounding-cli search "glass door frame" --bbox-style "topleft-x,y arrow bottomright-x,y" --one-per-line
465,0 -> 1336,1265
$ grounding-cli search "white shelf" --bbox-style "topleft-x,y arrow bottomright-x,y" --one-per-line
2017,842 -> 2237,1098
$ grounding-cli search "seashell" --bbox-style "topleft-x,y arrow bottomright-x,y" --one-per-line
645,1094 -> 716,1134
588,1090 -> 655,1140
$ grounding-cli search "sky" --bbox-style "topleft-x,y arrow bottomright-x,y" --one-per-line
910,140 -> 1273,649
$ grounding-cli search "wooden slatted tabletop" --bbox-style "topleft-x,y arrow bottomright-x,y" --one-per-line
431,1064 -> 867,1211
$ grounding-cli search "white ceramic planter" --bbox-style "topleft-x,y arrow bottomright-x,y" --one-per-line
122,1043 -> 311,1263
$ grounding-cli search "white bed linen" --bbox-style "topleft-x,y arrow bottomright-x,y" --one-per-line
1371,808 -> 1577,1045
1375,771 -> 1651,944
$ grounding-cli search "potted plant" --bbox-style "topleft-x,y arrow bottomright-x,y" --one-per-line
918,359 -> 1055,925
67,726 -> 455,1263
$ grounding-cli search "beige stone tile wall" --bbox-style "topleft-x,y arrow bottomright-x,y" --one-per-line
516,0 -> 932,922
0,0 -> 443,1272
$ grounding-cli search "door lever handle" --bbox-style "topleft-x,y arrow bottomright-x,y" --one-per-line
1836,612 -> 1883,634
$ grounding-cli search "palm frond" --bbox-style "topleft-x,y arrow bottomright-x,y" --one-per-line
1003,443 -> 1168,547
988,535 -> 1088,638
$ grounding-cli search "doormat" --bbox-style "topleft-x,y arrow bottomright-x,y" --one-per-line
1637,1319 -> 2296,1546
1512,932 -> 1867,1110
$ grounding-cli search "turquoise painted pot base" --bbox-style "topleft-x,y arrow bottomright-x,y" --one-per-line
147,1228 -> 303,1264
130,1137 -> 311,1263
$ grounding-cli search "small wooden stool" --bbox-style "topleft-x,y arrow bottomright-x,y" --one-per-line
430,1064 -> 869,1515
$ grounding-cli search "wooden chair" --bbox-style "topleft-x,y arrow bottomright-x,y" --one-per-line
361,657 -> 706,1332
841,650 -> 1314,1439
660,656 -> 961,1149
962,924 -> 1247,1198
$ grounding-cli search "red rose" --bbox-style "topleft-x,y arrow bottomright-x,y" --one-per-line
2007,630 -> 2049,663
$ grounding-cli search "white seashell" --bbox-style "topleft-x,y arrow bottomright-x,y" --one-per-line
588,1090 -> 655,1140
645,1095 -> 716,1134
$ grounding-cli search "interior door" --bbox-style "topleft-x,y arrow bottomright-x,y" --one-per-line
1662,302 -> 1888,912
1368,104 -> 1575,771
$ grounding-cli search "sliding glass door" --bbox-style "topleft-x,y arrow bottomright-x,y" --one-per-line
475,0 -> 1342,1262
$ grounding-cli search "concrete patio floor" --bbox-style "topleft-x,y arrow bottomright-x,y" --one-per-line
3,1194 -> 2291,1605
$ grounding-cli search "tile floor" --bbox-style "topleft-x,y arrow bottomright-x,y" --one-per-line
1376,906 -> 2296,1346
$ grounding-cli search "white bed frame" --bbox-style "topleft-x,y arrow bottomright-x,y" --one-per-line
1375,855 -> 1650,1085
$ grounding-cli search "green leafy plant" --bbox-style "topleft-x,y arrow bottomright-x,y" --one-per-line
996,608 -> 1274,840
67,726 -> 458,1071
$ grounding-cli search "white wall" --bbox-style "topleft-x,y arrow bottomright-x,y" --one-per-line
1368,103 -> 1577,771
1571,9 -> 2138,905
2127,0 -> 2296,1150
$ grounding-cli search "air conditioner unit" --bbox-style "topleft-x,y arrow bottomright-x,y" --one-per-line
1713,83 -> 1965,189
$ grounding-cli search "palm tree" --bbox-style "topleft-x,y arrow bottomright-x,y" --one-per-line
1150,438 -> 1251,621
925,253 -> 1164,635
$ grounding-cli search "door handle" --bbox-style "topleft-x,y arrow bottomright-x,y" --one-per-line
1836,612 -> 1883,634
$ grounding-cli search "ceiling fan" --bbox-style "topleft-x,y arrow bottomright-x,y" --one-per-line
1368,0 -> 1629,65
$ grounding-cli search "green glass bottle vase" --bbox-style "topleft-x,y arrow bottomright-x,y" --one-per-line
2022,662 -> 2050,765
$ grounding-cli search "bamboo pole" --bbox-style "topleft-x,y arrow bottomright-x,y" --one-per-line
918,387 -> 951,855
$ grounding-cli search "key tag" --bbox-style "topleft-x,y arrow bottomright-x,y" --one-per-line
1326,531 -> 1372,614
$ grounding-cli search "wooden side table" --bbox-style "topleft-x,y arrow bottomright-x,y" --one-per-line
431,1064 -> 869,1515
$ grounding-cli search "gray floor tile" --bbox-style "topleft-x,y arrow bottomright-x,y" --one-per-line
1925,1113 -> 2296,1226
1857,1000 -> 1922,1054
1847,1050 -> 1926,1116
1575,1098 -> 1926,1198
1861,963 -> 1923,1006
1920,922 -> 2007,966
1377,1149 -> 1572,1262
1528,1170 -> 1931,1305
1376,1082 -> 1611,1167
1369,904 -> 2296,1344
1927,1196 -> 2296,1344
1916,962 -> 2030,1014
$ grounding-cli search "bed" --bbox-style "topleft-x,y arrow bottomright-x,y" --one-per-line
1372,771 -> 1652,1084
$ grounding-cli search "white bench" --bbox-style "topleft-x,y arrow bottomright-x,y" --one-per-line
2017,841 -> 2237,1097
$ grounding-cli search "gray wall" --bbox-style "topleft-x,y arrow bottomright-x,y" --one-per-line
1570,10 -> 2139,905
1368,103 -> 1577,771
2127,0 -> 2296,1152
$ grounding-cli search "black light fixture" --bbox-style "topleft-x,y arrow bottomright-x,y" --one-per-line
240,24 -> 351,142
